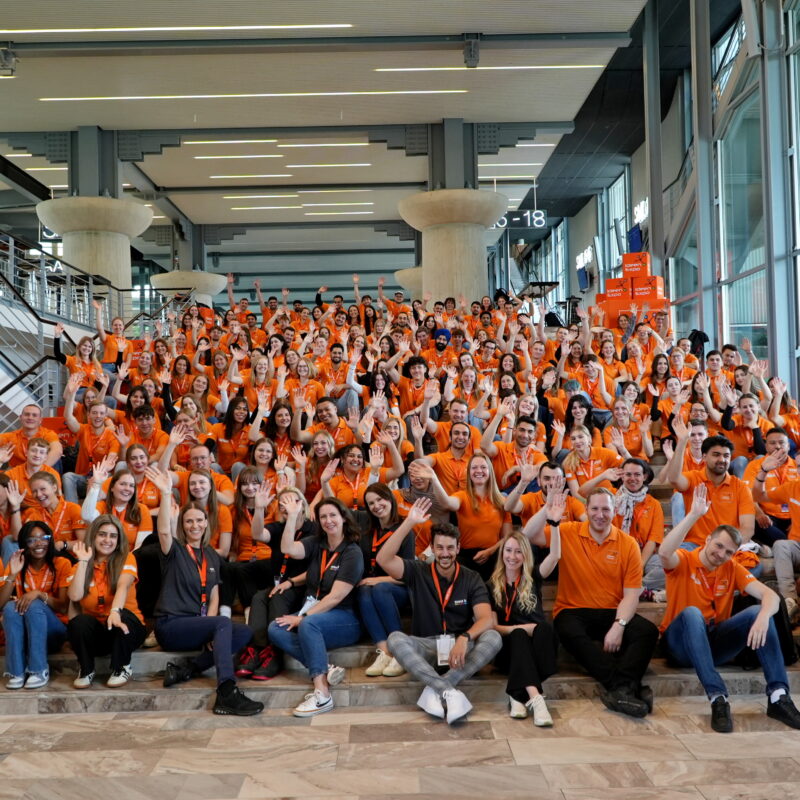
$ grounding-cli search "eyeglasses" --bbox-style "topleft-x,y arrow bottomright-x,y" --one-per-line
26,535 -> 52,546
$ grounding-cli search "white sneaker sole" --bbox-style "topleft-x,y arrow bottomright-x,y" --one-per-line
293,700 -> 334,717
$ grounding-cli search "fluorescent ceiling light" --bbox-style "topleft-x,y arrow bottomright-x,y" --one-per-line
302,202 -> 374,207
40,90 -> 468,102
0,76 -> 15,80
185,139 -> 277,145
477,163 -> 542,167
210,173 -> 292,179
49,184 -> 68,188
223,193 -> 299,199
277,143 -> 368,148
304,211 -> 374,216
231,205 -> 303,210
0,24 -> 353,34
479,175 -> 538,180
296,188 -> 372,194
285,163 -> 370,168
3,152 -> 31,157
193,154 -> 283,160
152,215 -> 166,219
26,166 -> 68,171
375,65 -> 603,72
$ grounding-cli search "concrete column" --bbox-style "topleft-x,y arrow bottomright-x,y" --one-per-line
150,270 -> 226,309
398,189 -> 507,301
36,196 -> 152,292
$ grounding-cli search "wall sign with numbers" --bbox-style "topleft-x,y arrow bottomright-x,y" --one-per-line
490,209 -> 548,231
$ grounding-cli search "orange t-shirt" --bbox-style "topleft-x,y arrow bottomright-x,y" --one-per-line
4,464 -> 62,508
101,335 -> 133,364
431,421 -> 482,458
763,478 -> 800,539
74,425 -> 121,476
284,378 -> 325,409
232,506 -> 273,562
428,450 -> 469,495
306,419 -> 356,451
64,356 -> 103,389
679,471 -> 755,546
0,428 -> 60,468
208,423 -> 251,474
175,471 -> 235,505
547,522 -> 643,617
327,468 -> 391,510
612,494 -> 664,549
452,491 -> 511,549
743,457 -> 799,521
489,442 -> 547,491
564,447 -> 622,492
659,547 -> 755,633
101,475 -> 161,513
517,491 -> 586,526
129,428 -> 169,461
67,552 -> 143,623
207,504 -> 234,551
392,490 -> 434,556
2,557 -> 72,623
396,376 -> 427,416
98,502 -> 153,549
603,424 -> 648,461
22,500 -> 85,544
724,415 -> 772,461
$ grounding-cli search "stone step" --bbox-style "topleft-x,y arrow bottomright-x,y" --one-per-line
2,658 -> 799,716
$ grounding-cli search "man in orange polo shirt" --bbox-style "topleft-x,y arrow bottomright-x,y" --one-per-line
528,488 -> 658,718
666,418 -> 755,548
509,461 -> 587,526
0,404 -> 63,468
2,437 -> 62,509
659,485 -> 800,733
290,395 -> 358,451
413,423 -> 471,495
420,395 -> 481,457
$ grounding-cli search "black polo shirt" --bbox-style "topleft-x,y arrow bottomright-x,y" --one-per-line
401,559 -> 489,637
486,566 -> 546,626
154,539 -> 222,618
353,511 -> 415,579
268,519 -> 318,584
302,537 -> 364,610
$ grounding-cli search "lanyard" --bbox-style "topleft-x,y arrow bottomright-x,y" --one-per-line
20,565 -> 54,596
137,478 -> 152,502
430,562 -> 460,634
341,471 -> 363,508
278,528 -> 305,581
186,544 -> 208,614
94,563 -> 111,613
370,528 -> 394,569
316,549 -> 340,598
45,500 -> 68,537
86,429 -> 110,465
504,576 -> 520,622
695,564 -> 718,622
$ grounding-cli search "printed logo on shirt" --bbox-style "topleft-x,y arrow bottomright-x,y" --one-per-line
605,551 -> 619,563
715,579 -> 730,595
329,564 -> 340,571
453,599 -> 468,606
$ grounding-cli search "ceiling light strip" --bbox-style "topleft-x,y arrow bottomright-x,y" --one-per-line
210,174 -> 292,179
375,65 -> 604,72
184,139 -> 278,144
0,24 -> 353,34
40,90 -> 468,102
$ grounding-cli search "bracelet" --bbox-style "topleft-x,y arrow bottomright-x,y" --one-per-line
546,518 -> 561,527
756,472 -> 767,482
111,607 -> 123,614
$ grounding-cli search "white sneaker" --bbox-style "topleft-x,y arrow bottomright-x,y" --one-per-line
653,589 -> 667,603
327,663 -> 346,686
786,597 -> 799,622
24,671 -> 49,690
73,671 -> 95,689
508,694 -> 528,719
293,690 -> 334,717
417,685 -> 445,718
382,656 -> 406,677
365,650 -> 392,677
443,688 -> 472,724
5,675 -> 24,690
527,694 -> 553,727
107,664 -> 132,687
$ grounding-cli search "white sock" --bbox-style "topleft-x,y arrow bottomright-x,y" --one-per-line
770,688 -> 787,704
243,607 -> 250,625
709,693 -> 727,704
219,605 -> 232,618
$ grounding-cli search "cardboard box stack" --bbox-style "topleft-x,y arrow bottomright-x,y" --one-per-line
590,252 -> 670,328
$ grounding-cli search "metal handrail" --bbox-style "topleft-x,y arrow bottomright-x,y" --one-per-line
0,271 -> 77,346
0,354 -> 58,398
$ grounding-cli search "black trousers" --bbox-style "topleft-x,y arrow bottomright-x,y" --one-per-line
554,608 -> 658,691
133,535 -> 162,619
67,610 -> 147,673
227,559 -> 274,610
494,624 -> 558,701
458,548 -> 495,581
248,585 -> 302,649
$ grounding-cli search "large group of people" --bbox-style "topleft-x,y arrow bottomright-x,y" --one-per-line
1,271 -> 800,731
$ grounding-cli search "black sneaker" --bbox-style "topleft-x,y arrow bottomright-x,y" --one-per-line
767,695 -> 800,730
213,686 -> 264,716
600,687 -> 649,718
710,696 -> 733,733
637,685 -> 654,714
234,646 -> 260,678
253,647 -> 282,681
163,661 -> 194,688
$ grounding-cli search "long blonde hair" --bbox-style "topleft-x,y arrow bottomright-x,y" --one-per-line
563,425 -> 592,474
488,530 -> 537,613
465,453 -> 504,512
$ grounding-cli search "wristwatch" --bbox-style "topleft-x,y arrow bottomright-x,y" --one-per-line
615,617 -> 628,627
459,631 -> 472,642
546,518 -> 561,527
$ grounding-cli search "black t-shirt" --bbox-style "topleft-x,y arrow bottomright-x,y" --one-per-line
353,511 -> 415,579
401,559 -> 489,637
486,567 -> 545,626
268,519 -> 318,584
154,540 -> 222,618
302,537 -> 364,610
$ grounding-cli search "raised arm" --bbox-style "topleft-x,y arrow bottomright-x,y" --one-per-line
665,416 -> 691,492
279,494 -> 309,559
147,465 -> 176,556
92,299 -> 108,342
376,498 -> 431,579
659,484 -> 711,570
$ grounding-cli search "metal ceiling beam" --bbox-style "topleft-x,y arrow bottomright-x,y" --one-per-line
0,154 -> 51,204
12,31 -> 632,57
141,181 -> 426,196
207,248 -> 413,257
211,219 -> 401,230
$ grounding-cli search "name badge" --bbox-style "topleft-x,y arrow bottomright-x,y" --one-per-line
298,595 -> 319,617
436,634 -> 455,666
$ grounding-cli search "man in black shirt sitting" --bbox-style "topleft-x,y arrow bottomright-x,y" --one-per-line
378,499 -> 501,724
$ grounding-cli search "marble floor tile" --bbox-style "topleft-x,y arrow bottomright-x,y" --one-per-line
238,767 -> 419,798
696,783 -> 800,800
540,762 -> 654,790
598,713 -> 705,736
509,733 -> 694,765
16,775 -> 191,800
490,716 -> 608,739
677,730 -> 800,759
161,713 -> 308,730
0,748 -> 164,779
209,725 -> 350,748
561,789 -> 704,800
639,757 -> 800,787
310,710 -> 424,727
654,697 -> 766,716
0,730 -> 64,752
417,764 -> 553,796
336,739 -> 514,770
49,729 -> 214,751
153,744 -> 339,775
348,719 -> 495,743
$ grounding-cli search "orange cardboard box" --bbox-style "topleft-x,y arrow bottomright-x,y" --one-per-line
632,275 -> 665,299
622,252 -> 651,277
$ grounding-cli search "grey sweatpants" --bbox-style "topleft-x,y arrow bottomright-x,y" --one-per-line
387,629 -> 502,694
773,539 -> 800,600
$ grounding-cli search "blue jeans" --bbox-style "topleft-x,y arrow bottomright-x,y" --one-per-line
155,614 -> 252,685
671,492 -> 686,525
268,607 -> 361,680
3,599 -> 66,677
730,456 -> 748,479
1,535 -> 19,566
662,605 -> 788,698
358,582 -> 408,645
63,473 -> 88,505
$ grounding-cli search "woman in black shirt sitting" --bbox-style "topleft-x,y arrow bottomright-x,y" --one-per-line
488,507 -> 561,727
146,466 -> 263,717
268,496 -> 364,717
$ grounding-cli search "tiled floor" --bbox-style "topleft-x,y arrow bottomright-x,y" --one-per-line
0,695 -> 798,799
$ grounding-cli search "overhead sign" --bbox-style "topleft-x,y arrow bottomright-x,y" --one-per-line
491,209 -> 548,231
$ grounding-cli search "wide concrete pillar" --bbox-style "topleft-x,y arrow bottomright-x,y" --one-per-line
398,189 -> 507,301
36,197 -> 153,291
394,266 -> 423,300
150,270 -> 226,309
